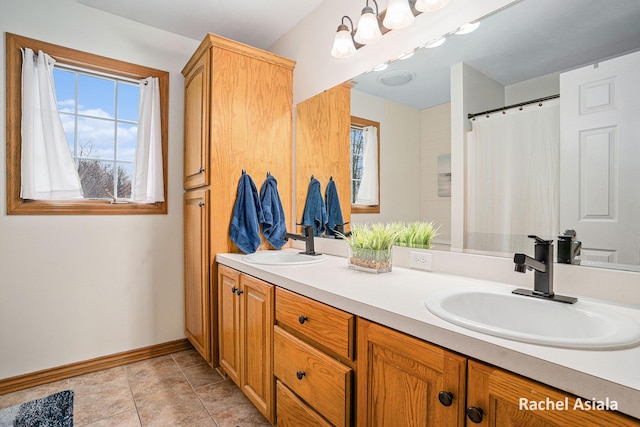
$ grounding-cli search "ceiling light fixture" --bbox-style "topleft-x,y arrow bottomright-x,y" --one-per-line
414,0 -> 450,13
383,0 -> 414,30
424,37 -> 446,48
372,63 -> 389,72
455,21 -> 480,35
398,51 -> 415,60
331,16 -> 357,58
354,0 -> 383,45
331,0 -> 451,58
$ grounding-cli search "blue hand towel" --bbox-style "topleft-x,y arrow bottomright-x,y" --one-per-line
260,173 -> 287,249
229,171 -> 265,254
325,178 -> 344,236
301,177 -> 327,237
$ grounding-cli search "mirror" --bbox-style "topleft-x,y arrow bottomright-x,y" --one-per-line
347,0 -> 640,271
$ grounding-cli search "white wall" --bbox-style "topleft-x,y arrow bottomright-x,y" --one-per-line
0,0 -> 199,378
505,72 -> 560,104
420,103 -> 452,245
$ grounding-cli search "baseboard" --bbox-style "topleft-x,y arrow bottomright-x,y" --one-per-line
0,338 -> 192,395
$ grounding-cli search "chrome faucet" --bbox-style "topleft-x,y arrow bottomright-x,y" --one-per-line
512,235 -> 577,304
284,224 -> 320,256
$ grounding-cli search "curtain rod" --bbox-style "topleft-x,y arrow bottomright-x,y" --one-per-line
468,94 -> 559,120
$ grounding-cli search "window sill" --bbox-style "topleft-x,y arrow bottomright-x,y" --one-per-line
7,199 -> 167,215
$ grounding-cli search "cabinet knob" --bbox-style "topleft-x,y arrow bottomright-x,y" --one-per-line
231,286 -> 238,294
198,167 -> 205,173
236,289 -> 244,295
466,407 -> 484,424
296,371 -> 306,380
438,391 -> 453,407
298,315 -> 308,324
198,201 -> 205,207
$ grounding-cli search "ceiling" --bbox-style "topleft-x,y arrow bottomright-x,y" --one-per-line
77,0 -> 640,110
352,0 -> 640,109
77,0 -> 326,50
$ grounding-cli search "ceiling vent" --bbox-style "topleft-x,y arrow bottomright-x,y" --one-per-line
378,69 -> 416,86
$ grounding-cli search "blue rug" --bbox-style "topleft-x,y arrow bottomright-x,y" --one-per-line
0,390 -> 73,426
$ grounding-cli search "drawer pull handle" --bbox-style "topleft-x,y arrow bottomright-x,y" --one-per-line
296,371 -> 306,380
298,315 -> 308,324
466,407 -> 483,424
438,391 -> 453,407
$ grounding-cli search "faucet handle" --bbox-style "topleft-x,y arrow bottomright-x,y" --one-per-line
527,235 -> 553,245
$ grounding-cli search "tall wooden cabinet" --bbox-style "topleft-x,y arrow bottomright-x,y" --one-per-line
182,34 -> 294,366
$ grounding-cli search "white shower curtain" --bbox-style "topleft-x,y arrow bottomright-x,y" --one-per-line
21,48 -> 83,200
355,125 -> 378,205
131,77 -> 164,203
466,99 -> 560,253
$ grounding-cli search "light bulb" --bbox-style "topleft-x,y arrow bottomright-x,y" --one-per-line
383,0 -> 414,30
354,7 -> 383,44
331,26 -> 356,58
414,0 -> 450,13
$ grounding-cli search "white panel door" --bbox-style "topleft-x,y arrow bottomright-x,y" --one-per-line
560,51 -> 640,266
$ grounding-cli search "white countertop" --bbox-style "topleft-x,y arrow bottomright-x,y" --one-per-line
216,250 -> 640,419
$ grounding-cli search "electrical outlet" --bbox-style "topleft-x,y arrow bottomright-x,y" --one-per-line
410,251 -> 432,271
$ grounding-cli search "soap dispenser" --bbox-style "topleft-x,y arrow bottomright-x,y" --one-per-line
557,229 -> 581,264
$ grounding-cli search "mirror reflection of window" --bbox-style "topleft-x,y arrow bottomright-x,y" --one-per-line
350,116 -> 380,213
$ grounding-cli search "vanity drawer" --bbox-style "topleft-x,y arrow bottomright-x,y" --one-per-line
275,287 -> 355,360
274,326 -> 352,427
276,380 -> 332,427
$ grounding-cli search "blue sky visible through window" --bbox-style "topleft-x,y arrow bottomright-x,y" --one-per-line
53,67 -> 139,199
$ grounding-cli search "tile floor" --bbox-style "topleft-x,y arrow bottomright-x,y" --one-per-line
0,349 -> 271,426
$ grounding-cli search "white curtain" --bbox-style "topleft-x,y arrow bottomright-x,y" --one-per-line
21,48 -> 82,200
131,77 -> 164,203
355,125 -> 378,205
466,99 -> 560,254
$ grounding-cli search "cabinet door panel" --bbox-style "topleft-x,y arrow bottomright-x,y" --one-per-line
183,48 -> 209,190
218,265 -> 240,384
240,274 -> 274,423
467,360 -> 639,427
184,190 -> 210,362
357,319 -> 466,427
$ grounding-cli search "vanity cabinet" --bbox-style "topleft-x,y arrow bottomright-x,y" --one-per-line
274,288 -> 355,427
218,265 -> 275,423
182,34 -> 294,366
357,318 -> 467,426
358,318 -> 639,427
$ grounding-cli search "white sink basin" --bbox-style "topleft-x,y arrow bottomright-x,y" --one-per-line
242,250 -> 327,266
425,287 -> 640,349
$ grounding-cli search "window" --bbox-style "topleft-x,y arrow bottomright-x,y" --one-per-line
350,116 -> 380,214
54,66 -> 139,199
5,33 -> 169,214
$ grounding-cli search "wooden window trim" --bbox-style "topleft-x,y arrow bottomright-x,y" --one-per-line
5,33 -> 169,215
351,115 -> 380,214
